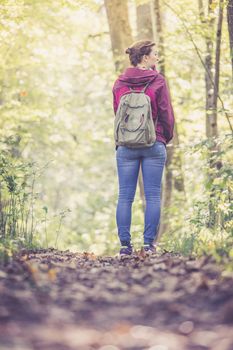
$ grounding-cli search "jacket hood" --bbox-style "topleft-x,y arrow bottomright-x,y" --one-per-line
117,65 -> 159,87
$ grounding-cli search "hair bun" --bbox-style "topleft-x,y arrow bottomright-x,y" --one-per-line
125,47 -> 132,54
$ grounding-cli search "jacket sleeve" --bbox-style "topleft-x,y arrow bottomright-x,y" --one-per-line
157,78 -> 175,143
112,89 -> 118,116
113,89 -> 118,150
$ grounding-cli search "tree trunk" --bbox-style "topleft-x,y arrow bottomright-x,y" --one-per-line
198,0 -> 224,228
104,0 -> 133,73
136,3 -> 154,41
227,0 -> 233,80
152,0 -> 186,242
152,0 -> 165,75
209,0 -> 224,227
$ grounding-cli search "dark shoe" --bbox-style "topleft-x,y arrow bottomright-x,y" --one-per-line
119,242 -> 133,256
143,243 -> 156,254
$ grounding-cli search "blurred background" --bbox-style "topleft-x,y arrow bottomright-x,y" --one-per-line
0,0 -> 232,257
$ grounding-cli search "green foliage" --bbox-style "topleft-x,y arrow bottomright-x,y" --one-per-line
0,136 -> 39,262
0,134 -> 73,262
190,135 -> 233,235
161,135 -> 233,262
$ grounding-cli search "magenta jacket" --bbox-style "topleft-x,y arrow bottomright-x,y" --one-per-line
112,65 -> 175,147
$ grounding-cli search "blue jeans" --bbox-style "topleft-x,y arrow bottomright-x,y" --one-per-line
116,141 -> 167,245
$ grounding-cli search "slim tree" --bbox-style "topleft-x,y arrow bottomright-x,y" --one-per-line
227,0 -> 233,79
152,0 -> 186,240
199,0 -> 224,227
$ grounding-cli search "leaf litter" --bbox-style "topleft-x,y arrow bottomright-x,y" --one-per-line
0,248 -> 232,350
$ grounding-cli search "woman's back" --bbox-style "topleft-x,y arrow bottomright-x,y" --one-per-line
113,66 -> 174,146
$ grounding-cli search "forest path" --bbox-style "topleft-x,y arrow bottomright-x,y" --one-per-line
0,248 -> 233,350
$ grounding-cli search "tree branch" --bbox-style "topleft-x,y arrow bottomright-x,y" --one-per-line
162,0 -> 233,133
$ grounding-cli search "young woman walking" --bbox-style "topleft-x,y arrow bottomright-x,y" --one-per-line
112,40 -> 175,256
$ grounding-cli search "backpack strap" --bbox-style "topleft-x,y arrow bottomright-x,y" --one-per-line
128,80 -> 152,93
141,80 -> 152,93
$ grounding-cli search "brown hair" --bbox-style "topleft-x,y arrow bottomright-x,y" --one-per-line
125,40 -> 155,67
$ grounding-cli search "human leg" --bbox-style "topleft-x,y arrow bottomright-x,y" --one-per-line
141,141 -> 167,244
116,147 -> 141,245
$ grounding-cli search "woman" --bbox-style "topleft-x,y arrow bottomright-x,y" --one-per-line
112,40 -> 175,256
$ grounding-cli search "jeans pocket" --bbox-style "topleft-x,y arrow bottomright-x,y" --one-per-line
154,142 -> 167,159
156,141 -> 165,146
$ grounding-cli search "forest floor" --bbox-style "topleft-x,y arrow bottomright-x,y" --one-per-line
0,248 -> 233,350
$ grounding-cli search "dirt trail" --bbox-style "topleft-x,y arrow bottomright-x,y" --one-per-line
0,248 -> 233,350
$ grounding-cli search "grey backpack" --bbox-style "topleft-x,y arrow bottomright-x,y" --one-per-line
114,81 -> 157,148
